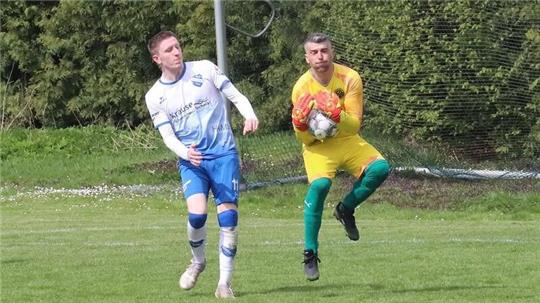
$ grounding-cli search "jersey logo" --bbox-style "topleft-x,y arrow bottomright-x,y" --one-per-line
334,88 -> 345,99
194,97 -> 211,109
159,96 -> 167,104
191,74 -> 203,87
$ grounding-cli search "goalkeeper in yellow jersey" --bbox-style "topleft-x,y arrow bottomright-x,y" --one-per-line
291,33 -> 390,281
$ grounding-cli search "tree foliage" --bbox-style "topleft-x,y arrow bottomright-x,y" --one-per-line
320,0 -> 539,158
1,0 -> 538,158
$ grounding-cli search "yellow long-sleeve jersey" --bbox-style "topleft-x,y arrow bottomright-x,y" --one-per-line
291,63 -> 363,146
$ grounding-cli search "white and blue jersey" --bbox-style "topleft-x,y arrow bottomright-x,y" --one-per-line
145,60 -> 237,159
145,60 -> 246,203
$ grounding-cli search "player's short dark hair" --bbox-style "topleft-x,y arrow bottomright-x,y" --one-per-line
147,31 -> 179,55
304,32 -> 331,46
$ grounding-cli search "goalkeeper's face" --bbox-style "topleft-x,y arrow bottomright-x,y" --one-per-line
304,41 -> 334,73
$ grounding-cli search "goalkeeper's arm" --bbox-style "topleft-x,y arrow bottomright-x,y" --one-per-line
337,111 -> 361,135
291,93 -> 317,145
293,126 -> 317,146
338,74 -> 363,135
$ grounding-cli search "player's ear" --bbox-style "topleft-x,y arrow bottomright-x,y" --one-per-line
152,54 -> 161,66
305,53 -> 310,64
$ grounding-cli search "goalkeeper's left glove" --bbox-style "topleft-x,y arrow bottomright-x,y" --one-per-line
291,93 -> 315,131
313,91 -> 342,123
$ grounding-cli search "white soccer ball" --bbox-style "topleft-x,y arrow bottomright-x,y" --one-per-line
308,109 -> 337,140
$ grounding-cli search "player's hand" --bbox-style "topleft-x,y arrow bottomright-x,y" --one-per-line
291,93 -> 315,131
243,118 -> 259,135
187,144 -> 203,166
314,91 -> 342,123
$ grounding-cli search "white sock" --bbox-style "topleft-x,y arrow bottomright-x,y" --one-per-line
218,227 -> 237,286
187,222 -> 207,264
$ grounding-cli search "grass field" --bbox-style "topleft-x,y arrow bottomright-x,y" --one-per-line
1,127 -> 539,302
1,182 -> 539,303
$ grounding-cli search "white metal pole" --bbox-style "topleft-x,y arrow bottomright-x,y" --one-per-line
214,0 -> 230,118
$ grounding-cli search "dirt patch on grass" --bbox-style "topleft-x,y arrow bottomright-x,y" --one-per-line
137,159 -> 178,174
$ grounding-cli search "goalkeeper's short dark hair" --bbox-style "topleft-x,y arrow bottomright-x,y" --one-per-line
304,32 -> 331,46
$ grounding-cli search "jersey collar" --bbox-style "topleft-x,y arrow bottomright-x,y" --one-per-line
159,62 -> 187,85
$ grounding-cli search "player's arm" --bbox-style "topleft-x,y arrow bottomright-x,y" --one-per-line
156,122 -> 203,166
156,122 -> 189,160
337,75 -> 363,135
291,91 -> 317,146
221,83 -> 259,135
146,95 -> 201,165
208,60 -> 258,135
294,129 -> 317,146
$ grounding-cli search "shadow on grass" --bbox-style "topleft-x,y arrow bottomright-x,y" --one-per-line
242,282 -> 506,297
1,258 -> 29,265
391,284 -> 506,293
241,282 -> 382,297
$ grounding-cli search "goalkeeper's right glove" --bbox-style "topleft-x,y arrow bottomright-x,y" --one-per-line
291,93 -> 314,131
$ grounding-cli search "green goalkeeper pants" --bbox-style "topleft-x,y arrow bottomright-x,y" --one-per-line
303,159 -> 390,252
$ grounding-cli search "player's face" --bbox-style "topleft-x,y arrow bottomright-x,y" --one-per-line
152,36 -> 183,70
304,41 -> 334,73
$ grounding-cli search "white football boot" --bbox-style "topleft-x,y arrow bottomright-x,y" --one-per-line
179,259 -> 206,290
214,284 -> 235,299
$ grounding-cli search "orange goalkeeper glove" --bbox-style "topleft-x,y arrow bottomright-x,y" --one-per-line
313,91 -> 342,123
291,93 -> 315,131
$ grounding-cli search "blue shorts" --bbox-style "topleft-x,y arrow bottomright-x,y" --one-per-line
179,153 -> 240,205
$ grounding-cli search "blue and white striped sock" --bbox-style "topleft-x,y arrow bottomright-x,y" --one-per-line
217,209 -> 238,286
187,213 -> 207,264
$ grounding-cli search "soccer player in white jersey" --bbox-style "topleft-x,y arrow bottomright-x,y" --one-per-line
145,31 -> 259,299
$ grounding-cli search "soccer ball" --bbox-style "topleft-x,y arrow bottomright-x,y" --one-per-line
308,109 -> 337,140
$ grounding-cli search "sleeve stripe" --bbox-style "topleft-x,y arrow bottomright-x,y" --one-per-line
155,121 -> 172,129
219,80 -> 231,91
